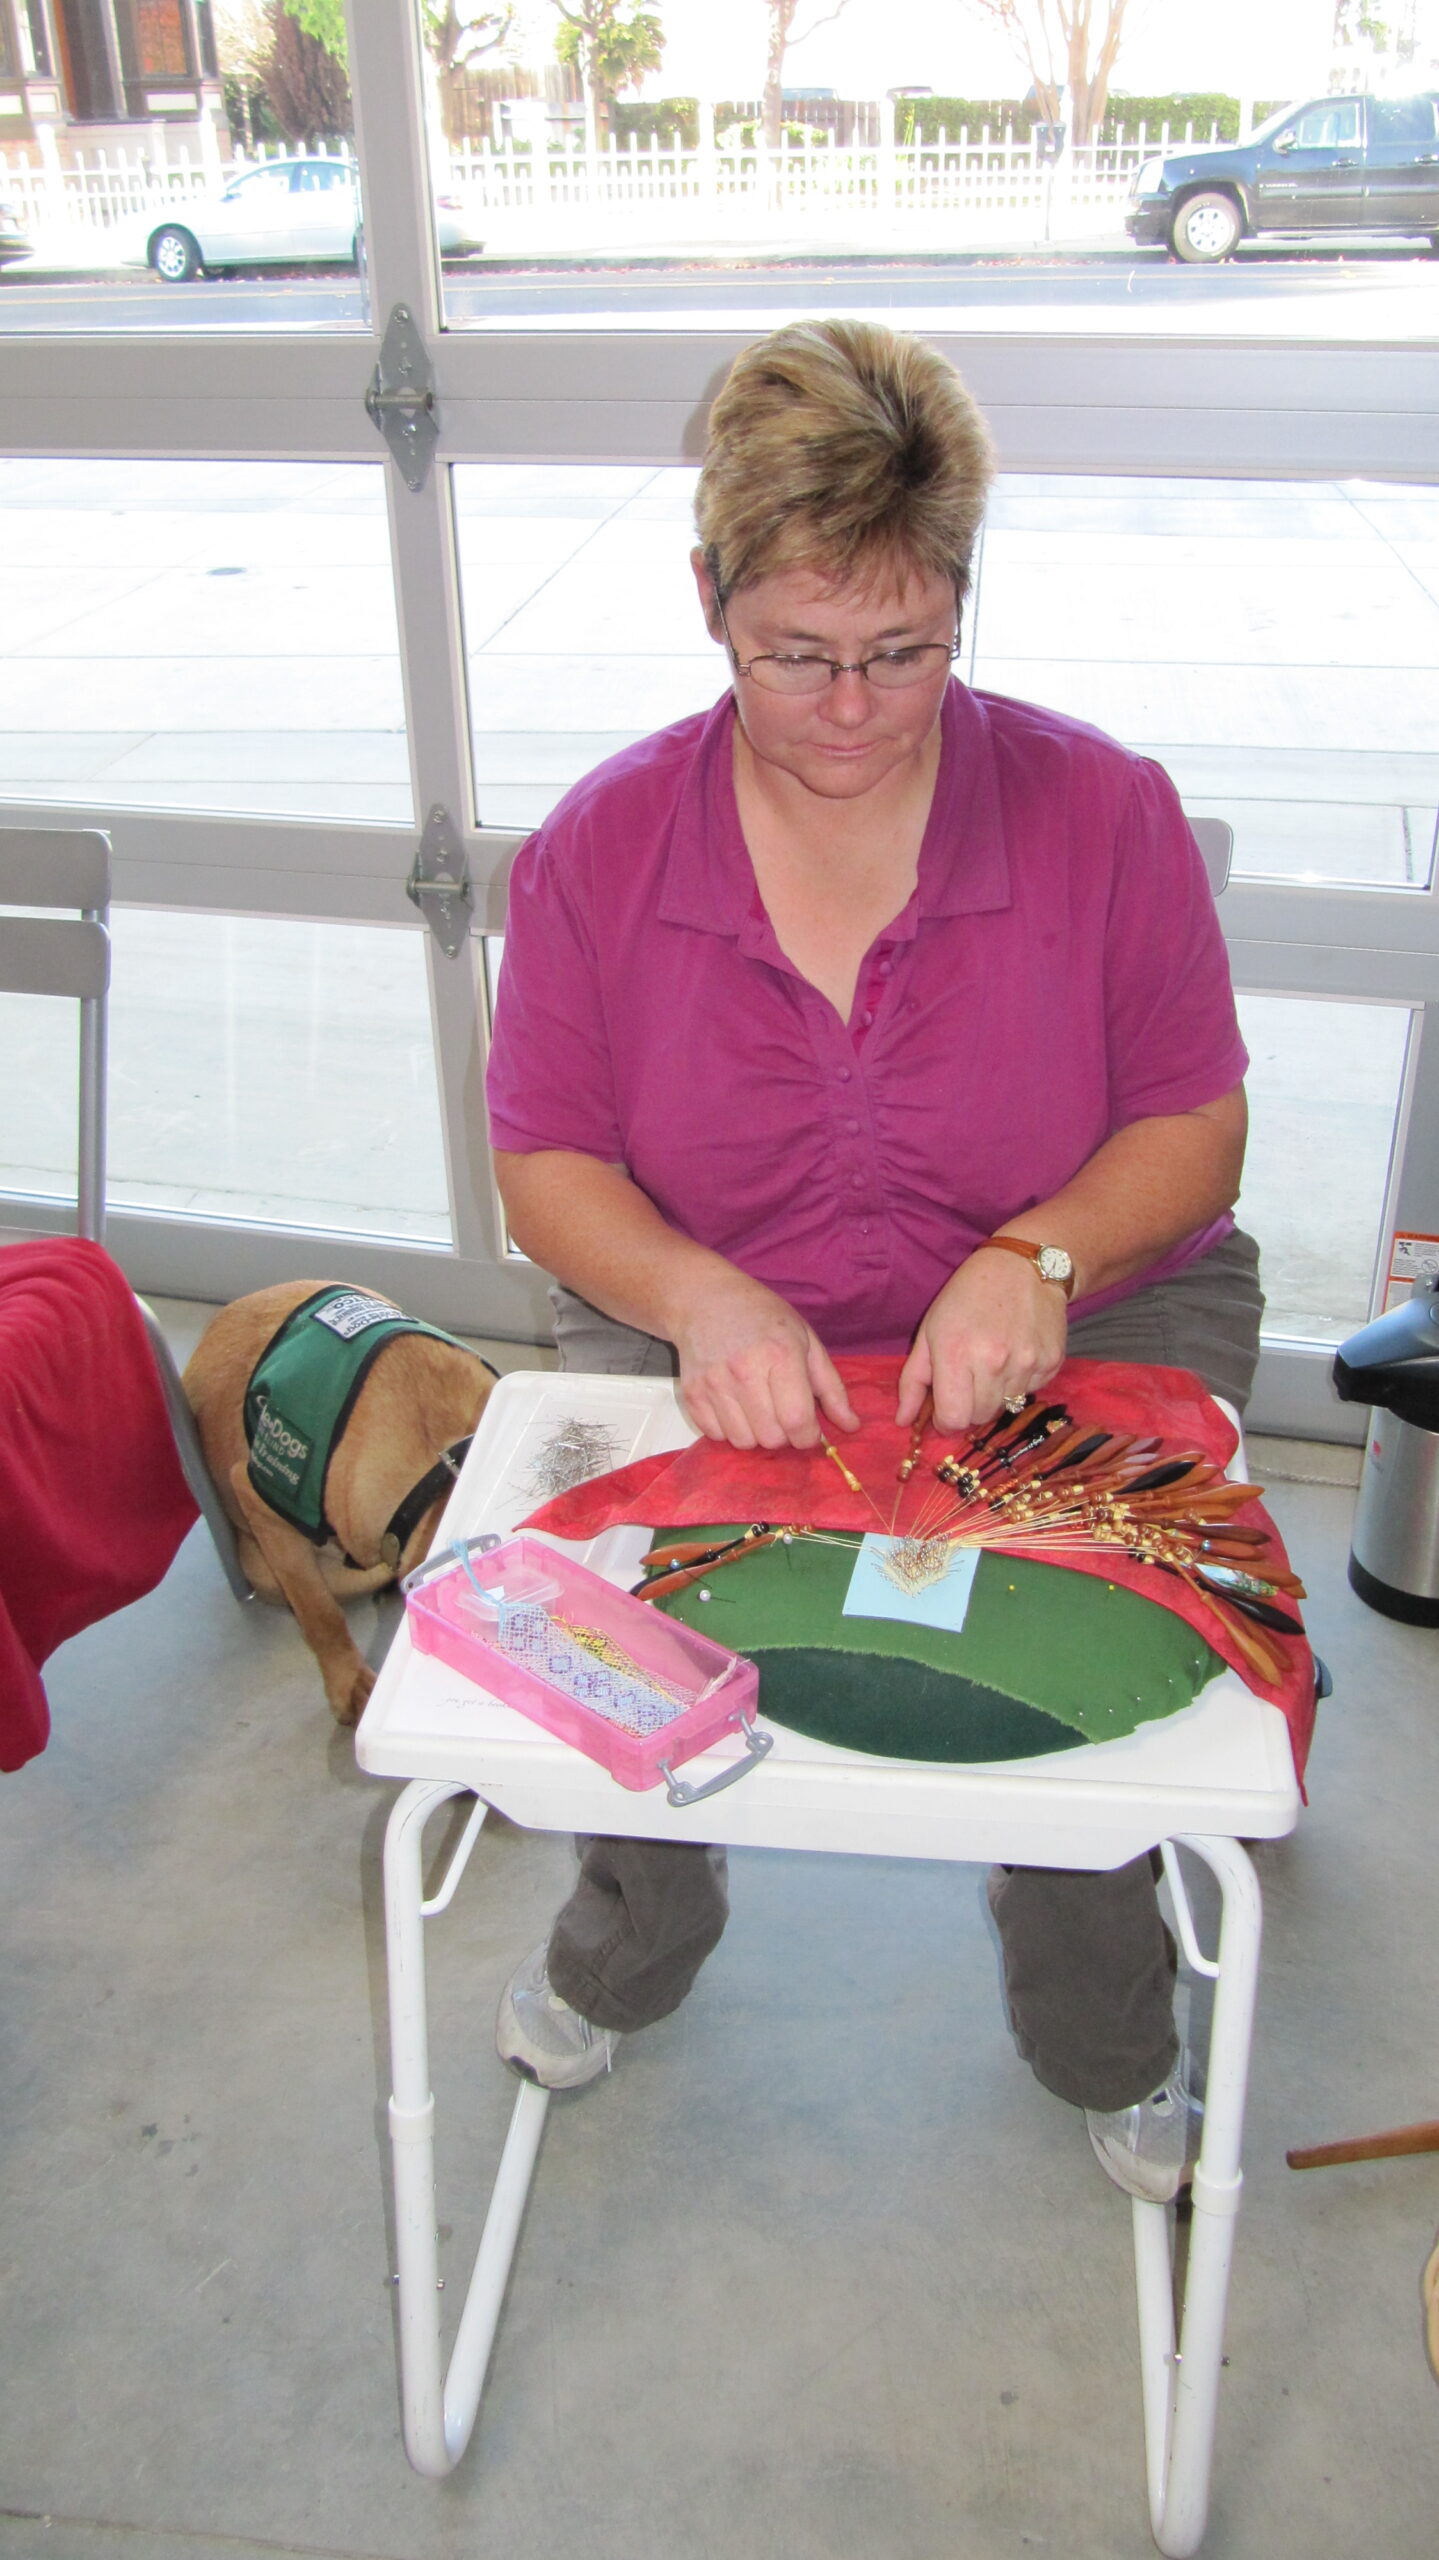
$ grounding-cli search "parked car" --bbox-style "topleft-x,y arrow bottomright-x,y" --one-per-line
1127,90 -> 1439,262
0,192 -> 31,267
141,155 -> 483,280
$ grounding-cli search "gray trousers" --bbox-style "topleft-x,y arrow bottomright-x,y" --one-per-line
543,1229 -> 1264,2112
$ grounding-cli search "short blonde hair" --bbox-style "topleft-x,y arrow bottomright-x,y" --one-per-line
694,319 -> 994,601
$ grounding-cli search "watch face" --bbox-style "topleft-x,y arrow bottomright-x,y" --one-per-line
1036,1246 -> 1074,1284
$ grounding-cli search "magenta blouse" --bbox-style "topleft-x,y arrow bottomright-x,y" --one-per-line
486,682 -> 1247,1354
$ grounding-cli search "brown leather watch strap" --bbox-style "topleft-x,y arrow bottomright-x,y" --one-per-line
973,1234 -> 1076,1298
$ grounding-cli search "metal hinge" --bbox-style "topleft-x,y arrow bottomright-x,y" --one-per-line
365,304 -> 438,493
406,806 -> 471,957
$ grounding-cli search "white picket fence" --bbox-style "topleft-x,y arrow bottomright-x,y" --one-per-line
0,135 -> 350,237
454,124 -> 1204,239
0,120 -> 1218,252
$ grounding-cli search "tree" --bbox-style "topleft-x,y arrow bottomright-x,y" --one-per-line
957,1 -> 1142,146
269,1 -> 514,146
1328,1 -> 1431,76
762,0 -> 853,149
212,0 -> 280,149
428,2 -> 515,139
268,2 -> 351,140
553,0 -> 664,151
1332,1 -> 1392,56
281,0 -> 347,62
273,1 -> 513,79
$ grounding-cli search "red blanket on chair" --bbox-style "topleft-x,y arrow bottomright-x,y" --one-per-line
0,1239 -> 198,1771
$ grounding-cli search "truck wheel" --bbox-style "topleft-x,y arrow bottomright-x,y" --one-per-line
1171,192 -> 1242,264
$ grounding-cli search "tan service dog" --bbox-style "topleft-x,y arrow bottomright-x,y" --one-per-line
184,1281 -> 495,1724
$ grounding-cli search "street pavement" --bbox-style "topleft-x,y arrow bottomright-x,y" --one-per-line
5,238 -> 1438,340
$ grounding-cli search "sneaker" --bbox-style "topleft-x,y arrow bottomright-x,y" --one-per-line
1086,2061 -> 1203,2203
495,1942 -> 619,2091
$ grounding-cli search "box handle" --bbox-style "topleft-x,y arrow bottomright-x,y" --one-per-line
659,1711 -> 773,1807
403,1530 -> 500,1593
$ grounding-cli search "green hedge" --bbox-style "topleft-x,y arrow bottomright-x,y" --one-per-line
893,95 -> 1034,143
1100,91 -> 1236,141
607,89 -> 1298,153
611,96 -> 699,148
894,90 -> 1279,146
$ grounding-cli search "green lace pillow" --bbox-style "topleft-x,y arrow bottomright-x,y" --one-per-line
651,1524 -> 1225,1763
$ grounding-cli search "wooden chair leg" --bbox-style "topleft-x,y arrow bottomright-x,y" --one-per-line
1287,2120 -> 1439,2170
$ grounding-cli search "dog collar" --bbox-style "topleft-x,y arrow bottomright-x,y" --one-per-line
374,1437 -> 474,1571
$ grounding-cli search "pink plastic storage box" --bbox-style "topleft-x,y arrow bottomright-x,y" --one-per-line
403,1535 -> 770,1803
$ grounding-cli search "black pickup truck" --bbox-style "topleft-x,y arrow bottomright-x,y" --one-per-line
1126,91 -> 1439,262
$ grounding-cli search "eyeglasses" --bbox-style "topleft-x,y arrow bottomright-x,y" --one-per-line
715,594 -> 961,697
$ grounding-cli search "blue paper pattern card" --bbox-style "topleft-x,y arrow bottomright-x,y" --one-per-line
841,1533 -> 980,1634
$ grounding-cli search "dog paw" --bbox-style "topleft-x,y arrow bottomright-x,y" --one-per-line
330,1661 -> 377,1726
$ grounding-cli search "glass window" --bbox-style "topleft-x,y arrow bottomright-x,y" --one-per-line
22,0 -> 50,77
227,166 -> 293,205
0,48 -> 360,329
417,8 -> 1433,344
0,912 -> 451,1242
0,458 -> 410,824
970,474 -> 1439,891
122,0 -> 191,80
1237,994 -> 1414,1345
1291,101 -> 1362,151
455,463 -> 1439,873
456,462 -> 718,831
1369,97 -> 1438,148
0,4 -> 16,76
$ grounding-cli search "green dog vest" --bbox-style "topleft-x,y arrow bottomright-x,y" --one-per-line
243,1286 -> 474,1545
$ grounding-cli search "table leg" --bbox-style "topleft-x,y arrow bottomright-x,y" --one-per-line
382,1777 -> 551,2477
1134,1833 -> 1262,2558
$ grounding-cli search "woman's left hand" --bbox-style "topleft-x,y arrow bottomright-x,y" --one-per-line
896,1253 -> 1068,1435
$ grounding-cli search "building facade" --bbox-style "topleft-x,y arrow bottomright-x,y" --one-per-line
0,0 -> 227,161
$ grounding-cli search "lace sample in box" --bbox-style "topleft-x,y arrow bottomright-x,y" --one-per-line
404,1535 -> 769,1802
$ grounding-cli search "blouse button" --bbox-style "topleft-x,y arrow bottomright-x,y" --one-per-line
845,1116 -> 860,1135
860,1008 -> 874,1028
850,1173 -> 864,1190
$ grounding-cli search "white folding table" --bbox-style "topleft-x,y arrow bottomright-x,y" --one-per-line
356,1370 -> 1301,2556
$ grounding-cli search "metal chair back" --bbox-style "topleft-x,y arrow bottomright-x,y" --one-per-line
0,827 -> 111,1242
0,826 -> 250,1603
1186,816 -> 1234,897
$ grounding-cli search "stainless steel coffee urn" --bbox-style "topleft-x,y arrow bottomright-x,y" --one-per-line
1332,1281 -> 1439,1626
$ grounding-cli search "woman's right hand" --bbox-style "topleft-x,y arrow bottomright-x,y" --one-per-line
670,1269 -> 860,1452
494,1148 -> 857,1451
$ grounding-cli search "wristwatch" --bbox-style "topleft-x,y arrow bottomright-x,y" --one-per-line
976,1235 -> 1076,1298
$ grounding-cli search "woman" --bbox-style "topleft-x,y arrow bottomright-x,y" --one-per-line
485,320 -> 1261,2201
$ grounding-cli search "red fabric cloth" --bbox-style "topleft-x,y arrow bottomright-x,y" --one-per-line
0,1239 -> 199,1771
523,1354 -> 1316,1778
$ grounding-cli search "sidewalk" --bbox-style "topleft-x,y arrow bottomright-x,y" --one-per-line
2,211 -> 1134,284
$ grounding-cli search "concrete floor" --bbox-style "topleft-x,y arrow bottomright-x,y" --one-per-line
1,1306 -> 1437,2560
